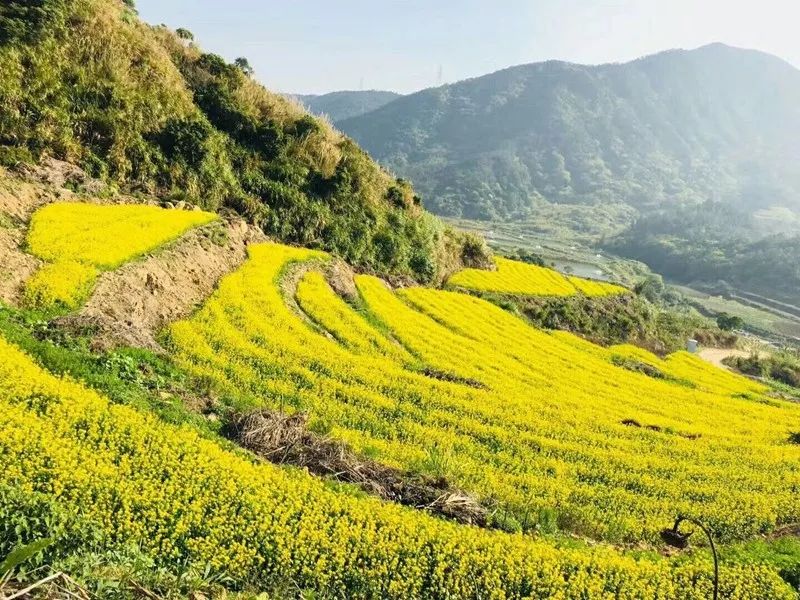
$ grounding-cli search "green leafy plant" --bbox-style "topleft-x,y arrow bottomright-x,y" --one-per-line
0,538 -> 53,580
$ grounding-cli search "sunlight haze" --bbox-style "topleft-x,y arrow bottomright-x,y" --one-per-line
135,0 -> 800,94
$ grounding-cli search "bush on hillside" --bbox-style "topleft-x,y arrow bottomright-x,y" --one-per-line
717,312 -> 745,331
728,351 -> 800,389
507,292 -> 724,354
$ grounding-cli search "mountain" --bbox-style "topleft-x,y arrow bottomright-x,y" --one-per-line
295,90 -> 401,122
339,44 -> 800,224
0,0 -> 484,283
608,202 -> 800,305
2,4 -> 800,596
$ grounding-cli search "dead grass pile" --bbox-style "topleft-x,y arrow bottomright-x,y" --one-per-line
228,409 -> 488,526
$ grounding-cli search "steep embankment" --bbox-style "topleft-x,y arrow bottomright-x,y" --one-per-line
0,163 -> 265,350
69,217 -> 265,350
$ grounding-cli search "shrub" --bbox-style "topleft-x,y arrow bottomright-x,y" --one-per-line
156,118 -> 214,168
717,313 -> 745,331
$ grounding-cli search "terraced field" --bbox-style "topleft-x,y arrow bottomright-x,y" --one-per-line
170,243 -> 800,545
24,202 -> 216,309
2,330 -> 795,598
448,256 -> 627,296
2,227 -> 800,597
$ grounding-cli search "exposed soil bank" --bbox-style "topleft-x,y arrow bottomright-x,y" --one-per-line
63,217 -> 266,350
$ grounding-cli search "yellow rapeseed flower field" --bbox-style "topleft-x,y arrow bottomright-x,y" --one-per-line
448,256 -> 627,296
23,202 -> 216,309
0,323 -> 795,598
3,240 -> 800,597
169,242 -> 800,547
23,260 -> 98,308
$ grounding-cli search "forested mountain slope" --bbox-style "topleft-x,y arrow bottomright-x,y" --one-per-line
341,43 -> 800,222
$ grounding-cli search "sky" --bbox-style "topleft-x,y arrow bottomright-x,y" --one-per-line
135,0 -> 800,95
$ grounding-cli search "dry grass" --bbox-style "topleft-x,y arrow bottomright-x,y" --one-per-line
229,409 -> 489,526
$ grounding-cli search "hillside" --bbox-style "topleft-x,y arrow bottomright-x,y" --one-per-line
0,0 -> 483,283
295,90 -> 402,121
2,3 -> 800,598
340,43 -> 800,223
0,190 -> 799,597
608,202 -> 800,304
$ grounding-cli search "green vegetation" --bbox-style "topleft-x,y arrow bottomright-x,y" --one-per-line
477,288 -> 730,355
0,303 -> 216,435
296,90 -> 402,122
0,0 -> 482,282
609,202 -> 800,305
337,44 -> 800,301
726,350 -> 800,392
717,313 -> 745,331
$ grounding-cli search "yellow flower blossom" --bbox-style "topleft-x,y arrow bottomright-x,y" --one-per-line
448,256 -> 627,296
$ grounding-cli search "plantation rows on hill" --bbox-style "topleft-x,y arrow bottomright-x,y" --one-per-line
1,198 -> 799,596
448,256 -> 627,297
167,242 -> 800,546
2,334 -> 795,599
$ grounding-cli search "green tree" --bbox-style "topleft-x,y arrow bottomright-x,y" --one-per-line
234,57 -> 254,77
716,313 -> 744,331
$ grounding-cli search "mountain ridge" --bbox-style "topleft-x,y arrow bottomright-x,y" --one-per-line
295,89 -> 402,121
339,42 -> 800,222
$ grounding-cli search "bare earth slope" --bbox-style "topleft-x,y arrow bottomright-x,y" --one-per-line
67,217 -> 266,350
0,162 -> 82,304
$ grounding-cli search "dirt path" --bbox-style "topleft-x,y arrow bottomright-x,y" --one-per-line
64,218 -> 266,351
698,347 -> 750,368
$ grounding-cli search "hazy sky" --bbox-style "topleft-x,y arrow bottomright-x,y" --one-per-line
136,0 -> 800,95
